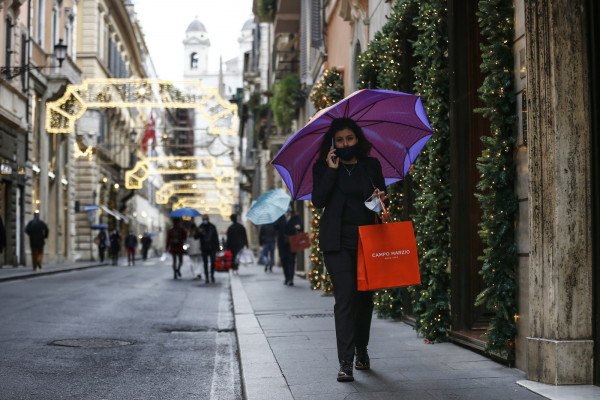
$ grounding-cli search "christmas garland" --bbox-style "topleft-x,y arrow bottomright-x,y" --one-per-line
474,0 -> 517,359
308,68 -> 344,294
409,0 -> 451,342
357,0 -> 419,319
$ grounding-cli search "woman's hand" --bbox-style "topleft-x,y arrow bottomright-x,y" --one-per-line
326,147 -> 339,168
371,189 -> 388,202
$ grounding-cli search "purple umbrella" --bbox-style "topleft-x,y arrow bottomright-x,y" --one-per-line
271,89 -> 433,200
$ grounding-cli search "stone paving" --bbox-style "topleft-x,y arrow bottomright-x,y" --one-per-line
232,264 -> 550,400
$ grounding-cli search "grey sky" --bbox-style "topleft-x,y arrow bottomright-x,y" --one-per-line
133,0 -> 253,80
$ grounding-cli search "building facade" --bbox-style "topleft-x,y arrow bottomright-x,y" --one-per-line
245,0 -> 599,385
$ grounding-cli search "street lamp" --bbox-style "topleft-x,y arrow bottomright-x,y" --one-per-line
1,39 -> 68,80
53,39 -> 68,68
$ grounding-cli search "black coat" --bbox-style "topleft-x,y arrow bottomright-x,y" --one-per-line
311,157 -> 387,252
259,223 -> 277,245
25,219 -> 49,247
196,222 -> 219,251
226,222 -> 248,253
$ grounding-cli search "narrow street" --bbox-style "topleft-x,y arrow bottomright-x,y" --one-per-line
0,259 -> 242,400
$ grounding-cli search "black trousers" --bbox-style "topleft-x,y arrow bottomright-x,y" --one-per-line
324,247 -> 374,363
202,249 -> 217,278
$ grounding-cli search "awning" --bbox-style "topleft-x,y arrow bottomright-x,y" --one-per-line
100,205 -> 129,222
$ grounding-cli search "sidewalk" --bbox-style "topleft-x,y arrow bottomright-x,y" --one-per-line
0,258 -> 115,282
231,264 -> 599,400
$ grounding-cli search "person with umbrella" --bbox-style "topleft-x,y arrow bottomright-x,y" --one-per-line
312,118 -> 389,382
166,218 -> 187,279
273,90 -> 432,382
226,213 -> 248,275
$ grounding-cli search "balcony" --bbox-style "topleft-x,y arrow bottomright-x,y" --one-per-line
274,0 -> 300,34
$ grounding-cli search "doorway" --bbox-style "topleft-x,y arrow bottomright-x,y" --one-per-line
448,0 -> 492,349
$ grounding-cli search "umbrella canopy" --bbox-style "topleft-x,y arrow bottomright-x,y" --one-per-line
90,223 -> 108,230
272,89 -> 433,200
246,188 -> 291,225
169,207 -> 202,218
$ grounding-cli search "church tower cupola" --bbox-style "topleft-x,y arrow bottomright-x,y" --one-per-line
183,17 -> 210,77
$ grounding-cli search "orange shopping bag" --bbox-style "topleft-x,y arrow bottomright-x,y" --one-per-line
357,200 -> 420,291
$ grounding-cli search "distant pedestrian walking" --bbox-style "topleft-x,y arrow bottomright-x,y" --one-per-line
96,229 -> 109,262
282,208 -> 303,286
196,215 -> 219,283
259,222 -> 277,272
226,213 -> 248,275
125,230 -> 138,266
141,232 -> 152,260
109,230 -> 122,266
25,213 -> 49,271
187,223 -> 202,279
166,218 -> 187,280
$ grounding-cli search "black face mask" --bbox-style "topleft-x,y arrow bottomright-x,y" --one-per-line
336,143 -> 358,161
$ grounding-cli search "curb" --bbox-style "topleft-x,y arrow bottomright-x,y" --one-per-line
0,262 -> 111,282
230,272 -> 293,400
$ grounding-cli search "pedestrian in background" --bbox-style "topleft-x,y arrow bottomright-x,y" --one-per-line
282,207 -> 303,286
226,213 -> 248,275
311,117 -> 388,382
187,223 -> 202,280
166,218 -> 187,280
25,213 -> 49,271
96,229 -> 108,262
125,230 -> 138,266
109,230 -> 122,266
275,214 -> 287,270
141,232 -> 152,260
196,215 -> 219,283
259,222 -> 277,272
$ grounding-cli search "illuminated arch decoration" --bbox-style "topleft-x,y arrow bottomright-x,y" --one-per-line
156,179 -> 234,204
173,197 -> 233,218
46,79 -> 238,135
125,156 -> 236,189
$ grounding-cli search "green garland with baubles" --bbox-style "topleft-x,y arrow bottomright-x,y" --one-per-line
308,68 -> 344,295
474,0 -> 518,360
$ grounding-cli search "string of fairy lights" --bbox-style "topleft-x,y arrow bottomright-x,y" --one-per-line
47,78 -> 239,217
307,67 -> 344,295
356,0 -> 518,358
46,79 -> 238,135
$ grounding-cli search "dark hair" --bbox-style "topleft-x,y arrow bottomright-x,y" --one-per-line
318,118 -> 372,161
230,213 -> 238,223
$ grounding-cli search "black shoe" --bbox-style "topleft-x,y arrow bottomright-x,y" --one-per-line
206,278 -> 210,283
337,361 -> 354,382
177,269 -> 182,277
211,275 -> 215,283
355,347 -> 370,370
284,280 -> 289,286
287,281 -> 294,286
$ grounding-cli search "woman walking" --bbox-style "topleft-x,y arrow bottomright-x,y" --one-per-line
311,118 -> 388,382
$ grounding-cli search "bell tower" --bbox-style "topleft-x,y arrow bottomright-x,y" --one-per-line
183,17 -> 210,78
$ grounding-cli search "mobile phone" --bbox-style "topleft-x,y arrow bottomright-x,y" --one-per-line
331,138 -> 336,163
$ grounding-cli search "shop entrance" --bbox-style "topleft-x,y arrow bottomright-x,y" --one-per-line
448,0 -> 492,351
